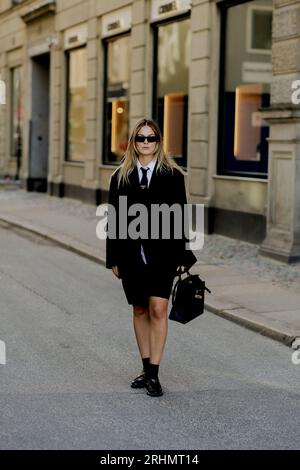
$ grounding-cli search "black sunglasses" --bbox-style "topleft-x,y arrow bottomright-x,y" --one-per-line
135,134 -> 159,143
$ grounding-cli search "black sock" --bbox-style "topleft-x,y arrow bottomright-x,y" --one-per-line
142,357 -> 150,374
148,363 -> 159,379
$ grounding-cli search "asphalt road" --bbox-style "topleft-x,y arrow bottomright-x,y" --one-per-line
0,224 -> 299,450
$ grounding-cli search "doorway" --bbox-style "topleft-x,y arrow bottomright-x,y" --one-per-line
28,53 -> 50,192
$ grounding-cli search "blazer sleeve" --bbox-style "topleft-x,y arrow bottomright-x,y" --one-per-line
173,169 -> 197,270
105,172 -> 120,269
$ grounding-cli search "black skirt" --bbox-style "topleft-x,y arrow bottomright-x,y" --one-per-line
121,258 -> 176,307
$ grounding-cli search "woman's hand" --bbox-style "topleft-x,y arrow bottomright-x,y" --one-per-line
176,265 -> 186,274
112,266 -> 120,278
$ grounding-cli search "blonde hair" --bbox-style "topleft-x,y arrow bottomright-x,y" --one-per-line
113,118 -> 181,188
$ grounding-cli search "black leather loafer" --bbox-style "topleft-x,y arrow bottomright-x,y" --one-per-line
131,372 -> 147,388
146,377 -> 163,397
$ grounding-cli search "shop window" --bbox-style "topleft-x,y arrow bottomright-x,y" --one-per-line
153,17 -> 190,168
66,47 -> 87,162
218,0 -> 273,178
103,35 -> 130,164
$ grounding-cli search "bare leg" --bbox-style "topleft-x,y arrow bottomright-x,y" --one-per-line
148,297 -> 169,364
133,304 -> 150,359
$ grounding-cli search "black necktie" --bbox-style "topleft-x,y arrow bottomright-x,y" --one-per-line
140,167 -> 149,189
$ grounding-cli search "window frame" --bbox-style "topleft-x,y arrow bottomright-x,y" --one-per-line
152,12 -> 191,170
102,31 -> 131,166
65,45 -> 87,163
217,0 -> 271,179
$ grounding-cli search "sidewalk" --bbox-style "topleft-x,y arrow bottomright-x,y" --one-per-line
0,188 -> 299,348
0,177 -> 20,190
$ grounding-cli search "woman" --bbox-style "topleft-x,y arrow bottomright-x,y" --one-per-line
106,118 -> 197,397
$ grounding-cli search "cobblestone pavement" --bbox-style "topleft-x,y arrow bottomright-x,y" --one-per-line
200,233 -> 300,294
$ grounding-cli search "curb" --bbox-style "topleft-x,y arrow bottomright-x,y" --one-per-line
0,214 -> 296,348
204,303 -> 296,347
0,215 -> 105,266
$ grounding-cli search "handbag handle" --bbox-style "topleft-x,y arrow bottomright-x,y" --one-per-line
172,269 -> 191,306
171,277 -> 180,306
172,271 -> 212,306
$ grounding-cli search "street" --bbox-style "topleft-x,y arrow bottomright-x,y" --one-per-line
0,224 -> 299,450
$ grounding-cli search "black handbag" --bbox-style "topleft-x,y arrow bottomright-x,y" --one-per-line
169,271 -> 211,324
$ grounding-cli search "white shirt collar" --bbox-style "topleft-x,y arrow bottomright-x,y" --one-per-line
137,157 -> 157,174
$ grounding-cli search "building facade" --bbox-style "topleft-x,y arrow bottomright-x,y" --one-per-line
0,0 -> 299,262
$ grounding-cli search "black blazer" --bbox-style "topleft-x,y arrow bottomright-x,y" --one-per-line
105,161 -> 197,279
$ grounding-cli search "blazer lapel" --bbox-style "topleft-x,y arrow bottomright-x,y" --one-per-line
127,166 -> 140,190
148,159 -> 159,191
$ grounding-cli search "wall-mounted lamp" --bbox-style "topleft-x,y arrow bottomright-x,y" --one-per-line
46,35 -> 60,49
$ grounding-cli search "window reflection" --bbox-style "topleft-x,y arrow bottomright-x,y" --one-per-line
250,8 -> 272,51
104,35 -> 130,164
67,47 -> 87,161
234,83 -> 266,161
155,18 -> 190,167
